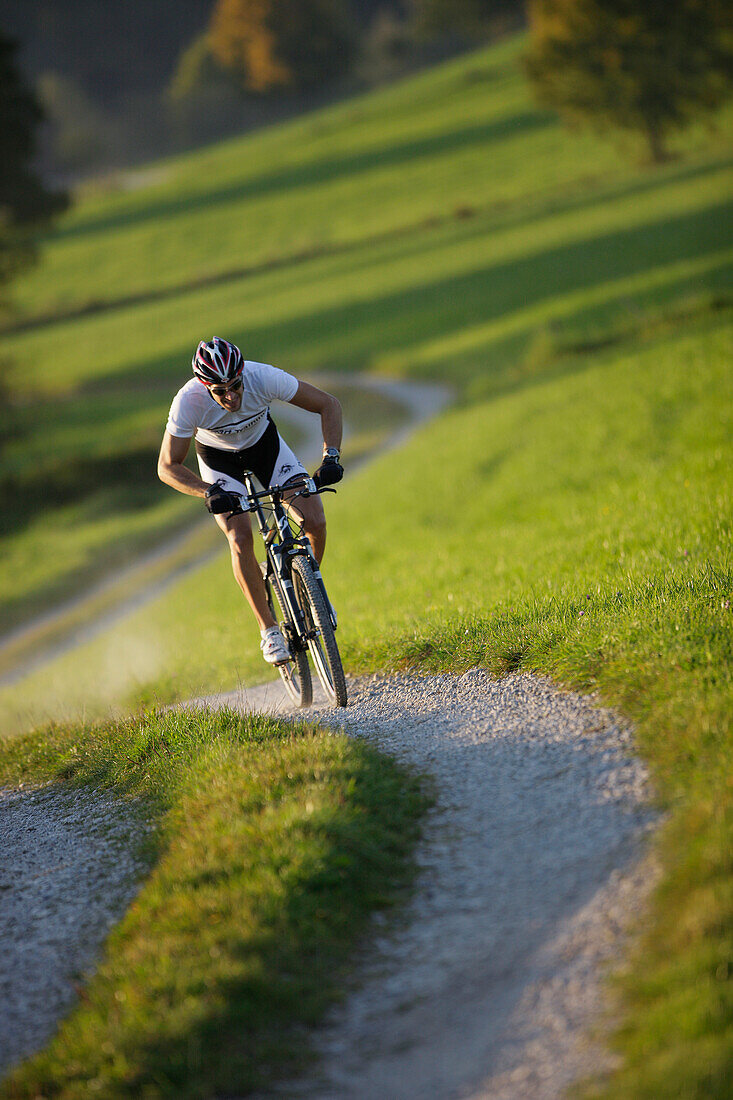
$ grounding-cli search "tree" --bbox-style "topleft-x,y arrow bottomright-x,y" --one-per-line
208,0 -> 356,94
414,0 -> 524,42
357,9 -> 414,86
37,72 -> 112,173
524,0 -> 733,163
0,31 -> 67,300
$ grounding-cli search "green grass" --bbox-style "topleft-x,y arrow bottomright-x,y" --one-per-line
0,708 -> 427,1098
0,518 -> 221,683
0,380 -> 403,638
0,38 -> 625,321
6,38 -> 727,329
1,25 -> 732,1099
2,305 -> 729,1097
4,308 -> 727,732
4,151 -> 731,395
0,35 -> 730,637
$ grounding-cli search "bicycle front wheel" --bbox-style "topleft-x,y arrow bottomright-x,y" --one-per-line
265,572 -> 312,708
292,556 -> 347,707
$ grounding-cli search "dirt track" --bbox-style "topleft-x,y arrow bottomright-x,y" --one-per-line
0,670 -> 657,1096
0,376 -> 658,1096
192,670 -> 658,1100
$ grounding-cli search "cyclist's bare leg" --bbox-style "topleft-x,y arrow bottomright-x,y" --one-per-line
284,489 -> 326,562
215,511 -> 276,630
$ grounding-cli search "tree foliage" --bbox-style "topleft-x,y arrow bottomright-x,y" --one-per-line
525,0 -> 733,162
168,33 -> 225,105
414,0 -> 524,42
208,0 -> 356,94
0,32 -> 67,300
2,0 -> 214,109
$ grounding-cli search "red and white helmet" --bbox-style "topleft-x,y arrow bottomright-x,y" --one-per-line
192,337 -> 244,386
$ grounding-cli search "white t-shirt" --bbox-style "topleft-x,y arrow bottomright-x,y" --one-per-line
166,361 -> 299,452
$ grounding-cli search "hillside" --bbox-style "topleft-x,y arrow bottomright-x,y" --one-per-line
0,29 -> 731,1099
1,35 -> 730,639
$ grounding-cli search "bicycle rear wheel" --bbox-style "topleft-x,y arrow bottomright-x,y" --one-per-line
292,556 -> 347,707
265,572 -> 312,707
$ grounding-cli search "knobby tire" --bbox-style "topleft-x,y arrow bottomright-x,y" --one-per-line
266,573 -> 313,707
292,556 -> 347,707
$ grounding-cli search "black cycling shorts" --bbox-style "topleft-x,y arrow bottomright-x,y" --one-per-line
195,415 -> 308,494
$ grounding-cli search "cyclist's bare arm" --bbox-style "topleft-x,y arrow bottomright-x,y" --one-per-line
288,381 -> 342,453
157,431 -> 209,498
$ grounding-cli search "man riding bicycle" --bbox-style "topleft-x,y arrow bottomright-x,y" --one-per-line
157,337 -> 343,666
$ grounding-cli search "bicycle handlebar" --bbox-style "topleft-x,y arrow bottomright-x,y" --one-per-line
227,475 -> 335,515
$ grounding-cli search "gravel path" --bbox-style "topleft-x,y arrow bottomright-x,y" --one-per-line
0,670 -> 657,1095
0,376 -> 657,1094
193,669 -> 658,1100
0,785 -> 145,1075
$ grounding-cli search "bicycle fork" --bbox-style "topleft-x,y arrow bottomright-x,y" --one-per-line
267,546 -> 312,645
254,492 -> 336,635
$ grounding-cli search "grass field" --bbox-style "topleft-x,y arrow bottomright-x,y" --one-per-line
0,27 -> 731,1100
0,37 -> 730,636
0,379 -> 404,637
0,709 -> 426,1099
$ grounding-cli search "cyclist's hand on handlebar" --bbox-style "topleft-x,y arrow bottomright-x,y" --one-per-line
313,454 -> 343,489
205,483 -> 240,514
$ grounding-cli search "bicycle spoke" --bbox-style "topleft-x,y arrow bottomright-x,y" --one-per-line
292,557 -> 347,707
265,573 -> 312,707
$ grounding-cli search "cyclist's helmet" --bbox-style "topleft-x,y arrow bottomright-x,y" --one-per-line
192,337 -> 244,387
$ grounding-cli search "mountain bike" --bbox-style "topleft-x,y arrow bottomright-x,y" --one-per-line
230,472 -> 347,708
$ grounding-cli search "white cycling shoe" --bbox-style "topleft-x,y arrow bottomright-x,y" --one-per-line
260,626 -> 291,666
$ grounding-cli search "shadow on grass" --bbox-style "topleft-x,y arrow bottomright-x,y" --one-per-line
78,191 -> 732,400
253,196 -> 732,367
3,176 -> 726,579
463,279 -> 733,404
47,111 -> 555,245
0,446 -> 162,540
8,151 -> 730,340
0,714 -> 429,1098
125,754 -> 424,1095
4,698 -> 654,1100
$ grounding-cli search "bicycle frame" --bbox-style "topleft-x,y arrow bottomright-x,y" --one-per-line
225,471 -> 345,706
233,472 -> 327,645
